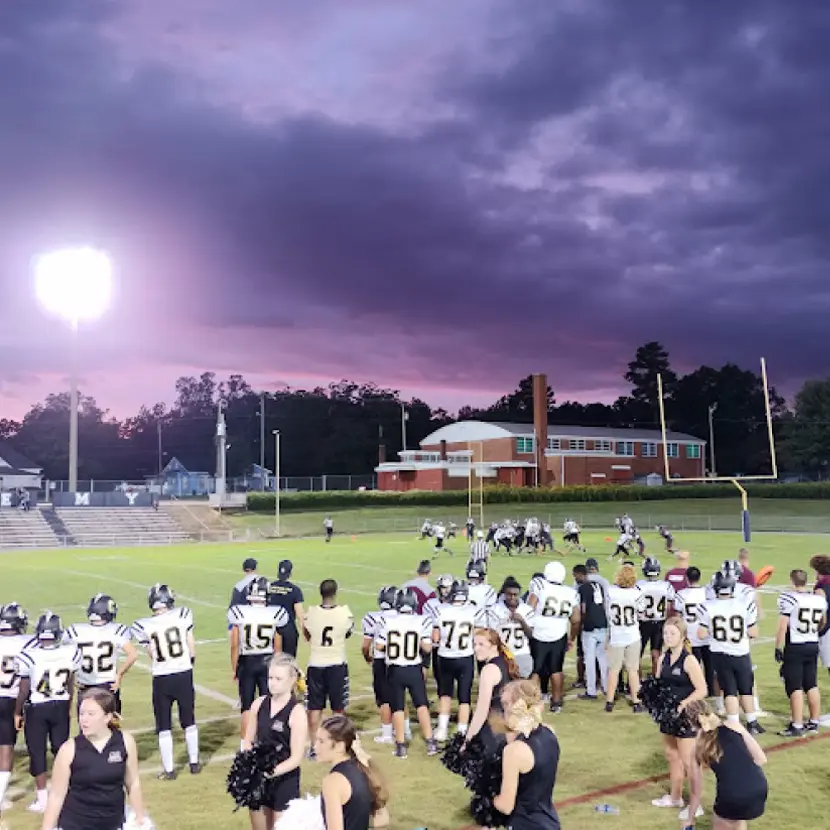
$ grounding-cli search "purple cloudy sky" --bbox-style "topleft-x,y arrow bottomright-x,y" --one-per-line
1,0 -> 829,420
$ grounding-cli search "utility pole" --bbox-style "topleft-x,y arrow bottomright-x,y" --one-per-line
401,403 -> 408,453
260,392 -> 266,490
708,403 -> 718,477
216,401 -> 227,502
157,421 -> 163,485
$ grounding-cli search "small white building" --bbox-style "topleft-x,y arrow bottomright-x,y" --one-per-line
0,442 -> 44,490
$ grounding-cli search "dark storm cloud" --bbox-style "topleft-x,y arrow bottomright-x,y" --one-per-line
2,0 -> 830,412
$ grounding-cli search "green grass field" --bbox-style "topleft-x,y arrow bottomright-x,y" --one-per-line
226,497 -> 830,538
4,524 -> 830,830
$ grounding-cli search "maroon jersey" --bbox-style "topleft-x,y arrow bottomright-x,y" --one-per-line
738,568 -> 756,587
666,567 -> 689,592
401,577 -> 435,614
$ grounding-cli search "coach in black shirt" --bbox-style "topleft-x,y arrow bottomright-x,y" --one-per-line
268,559 -> 305,657
576,563 -> 609,700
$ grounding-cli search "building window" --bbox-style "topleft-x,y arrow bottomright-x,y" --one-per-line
594,439 -> 612,452
516,437 -> 534,454
547,438 -> 560,451
667,443 -> 679,458
686,444 -> 701,459
617,441 -> 635,456
570,439 -> 586,452
642,442 -> 657,458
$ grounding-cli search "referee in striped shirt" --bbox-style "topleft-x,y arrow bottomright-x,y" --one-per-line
469,530 -> 490,566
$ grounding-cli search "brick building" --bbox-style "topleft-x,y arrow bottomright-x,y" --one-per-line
375,420 -> 706,492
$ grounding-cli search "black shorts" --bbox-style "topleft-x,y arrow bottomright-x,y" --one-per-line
372,658 -> 390,708
237,655 -> 270,712
435,538 -> 444,549
77,684 -> 122,714
639,621 -> 664,653
24,700 -> 70,776
782,643 -> 819,696
711,652 -> 754,698
564,533 -> 578,544
692,646 -> 715,696
279,626 -> 299,658
387,665 -> 429,712
436,655 -> 474,705
714,784 -> 768,822
152,670 -> 196,732
0,697 -> 18,746
262,768 -> 301,813
306,664 -> 349,712
531,636 -> 567,677
421,650 -> 432,670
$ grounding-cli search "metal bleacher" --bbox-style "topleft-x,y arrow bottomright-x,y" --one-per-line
0,508 -> 60,548
55,507 -> 192,547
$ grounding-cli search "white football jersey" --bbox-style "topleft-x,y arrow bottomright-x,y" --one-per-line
698,597 -> 757,657
422,597 -> 446,623
607,585 -> 647,647
468,583 -> 498,619
616,532 -> 633,547
706,582 -> 755,606
778,590 -> 826,646
491,602 -> 535,657
17,643 -> 81,705
636,580 -> 674,622
434,603 -> 484,659
132,607 -> 194,676
563,521 -> 579,535
674,587 -> 708,648
0,634 -> 33,699
227,604 -> 290,656
362,609 -> 397,659
529,579 -> 578,642
63,622 -> 132,686
376,613 -> 432,667
434,524 -> 446,540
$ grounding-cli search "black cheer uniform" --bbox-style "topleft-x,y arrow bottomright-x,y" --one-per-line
59,731 -> 128,830
509,726 -> 561,830
479,654 -> 509,755
256,696 -> 300,812
659,650 -> 697,738
320,758 -> 372,830
709,725 -> 768,822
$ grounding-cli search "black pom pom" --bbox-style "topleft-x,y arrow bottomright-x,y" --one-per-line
440,732 -> 468,777
226,743 -> 285,812
638,676 -> 694,736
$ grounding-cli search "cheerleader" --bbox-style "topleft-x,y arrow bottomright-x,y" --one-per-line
465,629 -> 520,749
243,653 -> 308,830
492,680 -> 561,829
649,616 -> 707,824
315,714 -> 389,830
684,701 -> 768,829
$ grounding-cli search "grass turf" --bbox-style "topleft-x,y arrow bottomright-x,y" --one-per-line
225,497 -> 830,538
4,526 -> 830,830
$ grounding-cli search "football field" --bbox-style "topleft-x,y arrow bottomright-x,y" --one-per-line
4,528 -> 830,830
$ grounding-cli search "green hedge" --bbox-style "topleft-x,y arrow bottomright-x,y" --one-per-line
246,482 -> 830,513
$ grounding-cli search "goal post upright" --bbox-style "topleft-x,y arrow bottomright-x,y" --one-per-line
656,357 -> 778,543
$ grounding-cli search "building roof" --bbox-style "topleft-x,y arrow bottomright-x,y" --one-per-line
420,420 -> 705,447
0,442 -> 42,472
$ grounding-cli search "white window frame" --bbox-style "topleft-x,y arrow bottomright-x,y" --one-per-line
547,438 -> 561,451
686,444 -> 701,459
570,439 -> 586,452
516,436 -> 534,454
594,439 -> 612,452
666,443 -> 679,458
642,442 -> 657,458
617,441 -> 635,456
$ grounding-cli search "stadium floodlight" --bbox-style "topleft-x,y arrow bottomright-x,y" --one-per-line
33,247 -> 113,494
273,430 -> 281,537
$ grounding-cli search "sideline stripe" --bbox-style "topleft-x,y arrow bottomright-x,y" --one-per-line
555,728 -> 830,809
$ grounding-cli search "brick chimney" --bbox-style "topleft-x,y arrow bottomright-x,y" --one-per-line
440,440 -> 448,461
532,373 -> 549,487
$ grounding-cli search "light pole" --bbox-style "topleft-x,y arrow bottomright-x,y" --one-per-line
708,403 -> 718,478
273,430 -> 281,537
34,248 -> 112,493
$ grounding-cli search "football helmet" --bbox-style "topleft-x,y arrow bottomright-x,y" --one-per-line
451,580 -> 470,604
711,570 -> 736,596
436,574 -> 454,602
722,559 -> 743,578
0,602 -> 28,634
87,593 -> 117,623
35,611 -> 63,644
246,577 -> 270,604
642,557 -> 661,577
543,561 -> 566,584
395,588 -> 418,614
377,585 -> 398,611
148,583 -> 176,611
466,561 -> 486,583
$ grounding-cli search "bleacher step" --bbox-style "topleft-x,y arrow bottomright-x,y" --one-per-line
40,507 -> 77,546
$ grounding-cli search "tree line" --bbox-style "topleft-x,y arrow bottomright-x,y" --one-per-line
0,341 -> 826,481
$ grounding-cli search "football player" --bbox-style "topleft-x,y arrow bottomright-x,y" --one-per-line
673,567 -> 714,696
465,561 -> 497,622
132,584 -> 201,779
323,515 -> 334,543
563,518 -> 584,552
0,603 -> 30,816
605,565 -> 647,713
432,581 -> 485,741
528,562 -> 580,713
15,612 -> 81,813
375,588 -> 438,759
491,578 -> 535,678
303,579 -> 354,756
776,569 -> 826,736
432,522 -> 450,558
361,586 -> 399,745
657,524 -> 675,553
228,577 -> 290,744
63,594 -> 137,713
637,558 -> 674,677
698,570 -> 764,735
423,574 -> 454,691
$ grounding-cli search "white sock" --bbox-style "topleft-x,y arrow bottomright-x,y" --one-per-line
727,713 -> 739,723
381,723 -> 393,739
438,714 -> 450,731
37,788 -> 48,806
715,696 -> 725,713
240,739 -> 246,751
184,725 -> 200,764
745,712 -> 757,723
0,771 -> 10,807
457,722 -> 468,735
158,730 -> 174,772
